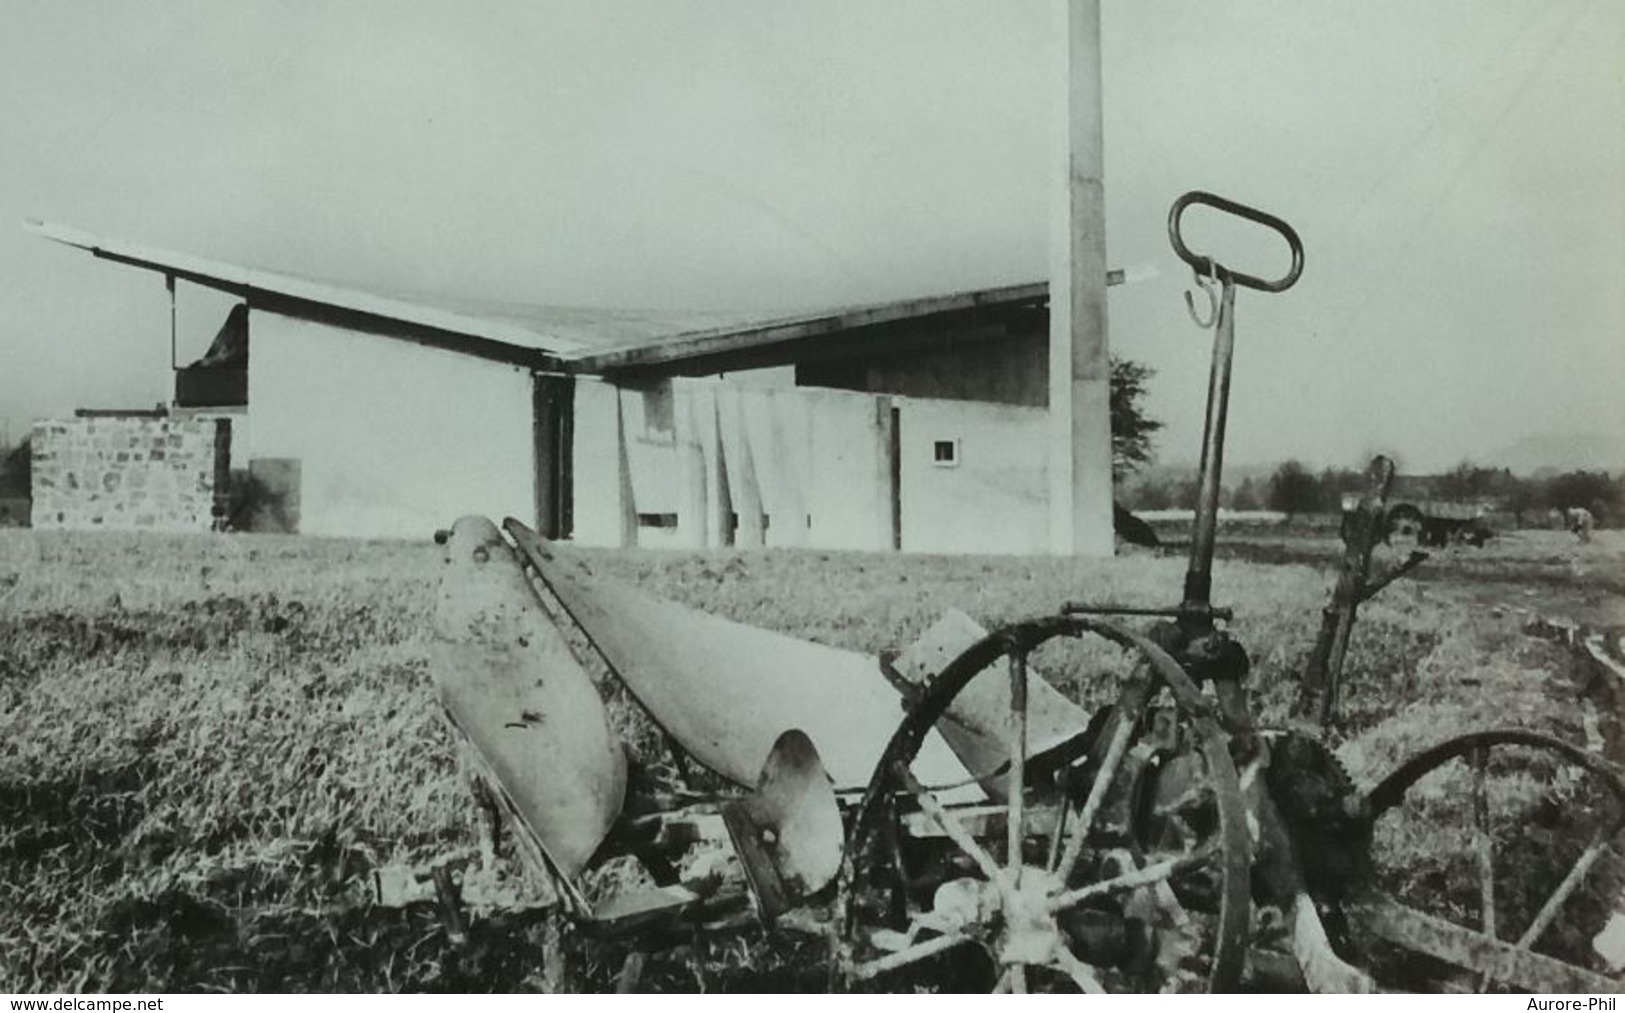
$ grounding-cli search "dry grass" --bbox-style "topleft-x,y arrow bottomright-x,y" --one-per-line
1,525 -> 1619,991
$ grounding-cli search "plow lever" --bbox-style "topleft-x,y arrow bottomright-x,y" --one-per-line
1169,190 -> 1304,618
1169,190 -> 1304,293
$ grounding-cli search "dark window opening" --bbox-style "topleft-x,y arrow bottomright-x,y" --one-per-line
636,512 -> 679,529
933,439 -> 960,467
639,386 -> 675,440
175,303 -> 249,408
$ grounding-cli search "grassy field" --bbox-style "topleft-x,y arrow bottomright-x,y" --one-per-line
1,524 -> 1620,992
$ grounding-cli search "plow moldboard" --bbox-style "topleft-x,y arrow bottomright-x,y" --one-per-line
506,519 -> 980,798
432,516 -> 628,879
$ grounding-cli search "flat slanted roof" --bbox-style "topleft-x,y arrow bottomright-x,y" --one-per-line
27,220 -> 1103,375
568,281 -> 1049,375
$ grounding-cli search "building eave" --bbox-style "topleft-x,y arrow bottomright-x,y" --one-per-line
24,219 -> 589,359
26,219 -> 1130,378
564,281 -> 1053,375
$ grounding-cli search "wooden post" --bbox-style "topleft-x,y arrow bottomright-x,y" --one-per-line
1048,0 -> 1115,557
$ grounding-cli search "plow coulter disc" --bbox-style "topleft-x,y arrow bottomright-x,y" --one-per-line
1343,729 -> 1625,993
834,616 -> 1251,994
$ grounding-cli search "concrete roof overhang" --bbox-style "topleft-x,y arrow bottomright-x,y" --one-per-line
26,220 -> 1121,377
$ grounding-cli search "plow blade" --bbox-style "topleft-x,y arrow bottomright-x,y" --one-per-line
1346,893 -> 1623,993
504,518 -> 979,797
432,516 -> 627,881
722,729 -> 845,918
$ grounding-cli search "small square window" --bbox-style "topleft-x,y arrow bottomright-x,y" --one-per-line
932,438 -> 960,467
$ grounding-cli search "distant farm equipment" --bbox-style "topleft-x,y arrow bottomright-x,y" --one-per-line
403,192 -> 1625,993
1379,498 -> 1494,548
1337,484 -> 1495,548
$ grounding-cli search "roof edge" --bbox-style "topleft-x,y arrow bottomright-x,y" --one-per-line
23,220 -> 1137,375
567,280 -> 1052,373
23,219 -> 589,355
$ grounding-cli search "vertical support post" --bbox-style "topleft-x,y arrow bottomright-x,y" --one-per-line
166,273 -> 178,370
1048,0 -> 1115,557
534,372 -> 556,539
532,373 -> 574,540
558,379 -> 574,539
697,384 -> 730,548
673,380 -> 708,549
884,399 -> 901,552
615,390 -> 638,548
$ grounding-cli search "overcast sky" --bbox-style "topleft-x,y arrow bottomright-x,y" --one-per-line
1,0 -> 1619,472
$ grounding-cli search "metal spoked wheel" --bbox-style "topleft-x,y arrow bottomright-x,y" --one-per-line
1342,729 -> 1625,993
832,615 -> 1251,993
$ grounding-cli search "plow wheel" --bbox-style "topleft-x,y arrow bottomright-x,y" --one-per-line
833,616 -> 1251,993
1342,729 -> 1625,993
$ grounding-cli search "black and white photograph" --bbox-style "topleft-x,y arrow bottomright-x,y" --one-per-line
1,0 -> 1622,996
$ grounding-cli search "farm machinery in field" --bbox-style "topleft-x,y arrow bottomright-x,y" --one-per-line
1341,494 -> 1495,550
407,193 -> 1625,992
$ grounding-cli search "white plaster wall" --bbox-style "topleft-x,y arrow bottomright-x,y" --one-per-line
249,311 -> 534,539
571,378 -> 688,549
620,382 -> 684,549
739,388 -> 811,548
898,399 -> 1048,555
570,377 -> 630,548
572,378 -> 893,551
571,377 -> 1050,555
718,384 -> 891,550
804,388 -> 892,551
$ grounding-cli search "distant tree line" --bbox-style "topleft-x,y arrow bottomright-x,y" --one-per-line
1121,458 -> 1625,528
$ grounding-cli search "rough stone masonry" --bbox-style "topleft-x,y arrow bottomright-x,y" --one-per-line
30,414 -> 230,531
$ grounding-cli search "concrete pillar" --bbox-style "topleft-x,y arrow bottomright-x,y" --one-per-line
673,381 -> 708,549
1048,0 -> 1116,557
614,389 -> 638,548
721,389 -> 764,548
694,383 -> 731,548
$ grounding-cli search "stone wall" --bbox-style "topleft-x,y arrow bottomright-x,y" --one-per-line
30,415 -> 230,531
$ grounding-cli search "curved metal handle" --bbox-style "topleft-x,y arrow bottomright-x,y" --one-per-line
1169,190 -> 1304,293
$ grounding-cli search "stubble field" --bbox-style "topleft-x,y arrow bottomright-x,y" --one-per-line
1,523 -> 1620,992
